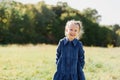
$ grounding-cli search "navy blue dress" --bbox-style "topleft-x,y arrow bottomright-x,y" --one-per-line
53,37 -> 85,80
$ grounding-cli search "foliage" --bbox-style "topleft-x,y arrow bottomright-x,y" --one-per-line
82,8 -> 101,23
0,1 -> 120,47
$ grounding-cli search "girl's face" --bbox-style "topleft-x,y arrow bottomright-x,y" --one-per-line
66,24 -> 79,41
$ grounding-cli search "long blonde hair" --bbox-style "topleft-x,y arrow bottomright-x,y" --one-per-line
65,20 -> 84,39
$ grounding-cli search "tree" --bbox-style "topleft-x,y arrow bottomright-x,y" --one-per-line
34,1 -> 56,43
82,8 -> 101,23
112,24 -> 120,46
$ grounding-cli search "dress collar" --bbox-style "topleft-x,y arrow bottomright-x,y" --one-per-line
63,37 -> 78,46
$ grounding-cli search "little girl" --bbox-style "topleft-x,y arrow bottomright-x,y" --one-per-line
53,20 -> 85,80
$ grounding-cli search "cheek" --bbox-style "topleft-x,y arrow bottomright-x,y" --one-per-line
68,30 -> 71,33
75,31 -> 79,36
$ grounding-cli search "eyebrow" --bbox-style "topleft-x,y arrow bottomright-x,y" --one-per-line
76,23 -> 80,26
74,23 -> 80,29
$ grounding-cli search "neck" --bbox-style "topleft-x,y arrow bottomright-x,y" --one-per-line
67,37 -> 74,41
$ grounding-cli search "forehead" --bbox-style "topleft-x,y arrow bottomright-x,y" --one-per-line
68,23 -> 79,29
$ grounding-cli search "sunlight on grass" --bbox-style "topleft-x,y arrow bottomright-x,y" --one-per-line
0,44 -> 120,80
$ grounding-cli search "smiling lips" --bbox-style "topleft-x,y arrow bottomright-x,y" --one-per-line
70,33 -> 75,37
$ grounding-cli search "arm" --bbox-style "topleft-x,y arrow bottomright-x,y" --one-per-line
56,40 -> 62,65
78,42 -> 85,69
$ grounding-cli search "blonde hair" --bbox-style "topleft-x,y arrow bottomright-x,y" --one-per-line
65,20 -> 84,39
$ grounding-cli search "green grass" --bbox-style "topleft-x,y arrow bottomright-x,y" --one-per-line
84,47 -> 120,80
0,44 -> 120,80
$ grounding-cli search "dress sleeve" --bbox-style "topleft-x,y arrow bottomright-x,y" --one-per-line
56,40 -> 62,65
78,42 -> 85,69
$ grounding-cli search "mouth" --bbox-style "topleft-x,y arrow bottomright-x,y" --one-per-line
70,34 -> 75,37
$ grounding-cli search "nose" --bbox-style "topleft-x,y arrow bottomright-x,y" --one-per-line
72,30 -> 76,34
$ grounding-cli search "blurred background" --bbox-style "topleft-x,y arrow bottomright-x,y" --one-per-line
0,0 -> 120,47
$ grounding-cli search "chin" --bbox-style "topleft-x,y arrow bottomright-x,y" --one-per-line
71,37 -> 75,40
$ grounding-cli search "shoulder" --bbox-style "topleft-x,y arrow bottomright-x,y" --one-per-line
59,37 -> 65,43
74,39 -> 83,45
77,40 -> 84,48
57,37 -> 66,46
78,41 -> 83,45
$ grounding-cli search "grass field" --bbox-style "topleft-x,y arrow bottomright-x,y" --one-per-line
0,44 -> 120,80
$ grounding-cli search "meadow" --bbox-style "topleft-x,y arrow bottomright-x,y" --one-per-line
0,44 -> 120,80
